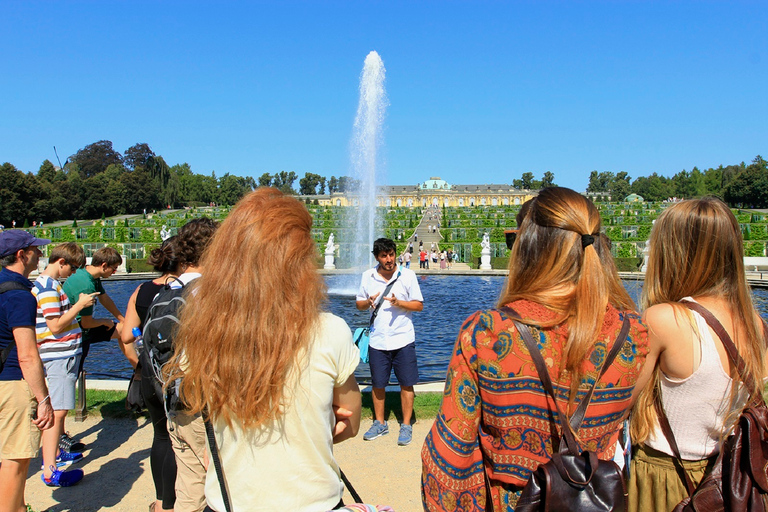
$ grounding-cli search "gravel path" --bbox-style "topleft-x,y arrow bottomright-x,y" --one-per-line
25,416 -> 432,512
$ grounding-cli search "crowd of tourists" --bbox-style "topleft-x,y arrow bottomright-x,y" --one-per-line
0,186 -> 765,512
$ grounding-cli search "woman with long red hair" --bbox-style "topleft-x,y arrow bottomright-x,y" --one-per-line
166,188 -> 361,512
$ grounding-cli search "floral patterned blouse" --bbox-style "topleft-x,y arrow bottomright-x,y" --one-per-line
421,300 -> 649,511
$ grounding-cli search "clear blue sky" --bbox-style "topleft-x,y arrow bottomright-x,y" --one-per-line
2,1 -> 766,192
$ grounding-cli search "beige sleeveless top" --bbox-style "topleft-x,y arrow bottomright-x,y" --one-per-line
645,298 -> 745,460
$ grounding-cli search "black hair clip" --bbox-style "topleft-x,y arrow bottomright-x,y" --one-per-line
505,230 -> 517,250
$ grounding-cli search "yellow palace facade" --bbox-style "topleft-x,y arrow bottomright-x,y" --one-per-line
308,177 -> 536,208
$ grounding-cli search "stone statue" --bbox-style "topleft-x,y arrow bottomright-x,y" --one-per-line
481,232 -> 491,251
160,225 -> 171,241
480,232 -> 492,270
324,233 -> 336,270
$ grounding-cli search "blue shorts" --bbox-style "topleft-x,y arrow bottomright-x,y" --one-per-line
369,343 -> 419,389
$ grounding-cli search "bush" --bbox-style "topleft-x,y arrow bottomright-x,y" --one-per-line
614,257 -> 643,272
126,258 -> 155,273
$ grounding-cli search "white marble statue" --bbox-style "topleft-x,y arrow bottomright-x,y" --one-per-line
481,232 -> 491,251
160,225 -> 171,241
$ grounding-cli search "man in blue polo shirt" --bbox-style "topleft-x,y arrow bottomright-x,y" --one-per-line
0,231 -> 56,509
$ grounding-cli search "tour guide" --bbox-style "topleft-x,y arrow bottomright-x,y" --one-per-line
356,237 -> 423,446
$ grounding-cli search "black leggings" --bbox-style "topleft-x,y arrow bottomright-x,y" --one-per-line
140,360 -> 177,509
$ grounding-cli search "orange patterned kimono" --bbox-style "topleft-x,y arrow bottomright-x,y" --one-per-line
421,300 -> 649,511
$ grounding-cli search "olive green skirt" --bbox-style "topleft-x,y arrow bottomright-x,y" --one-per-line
627,444 -> 717,512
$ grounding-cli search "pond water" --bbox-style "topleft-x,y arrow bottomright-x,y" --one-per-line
86,276 -> 768,385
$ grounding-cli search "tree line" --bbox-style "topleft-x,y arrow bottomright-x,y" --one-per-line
1,139 -> 766,227
586,156 -> 768,206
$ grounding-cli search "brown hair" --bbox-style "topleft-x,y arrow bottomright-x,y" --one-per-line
91,246 -> 122,267
498,187 -> 634,393
166,188 -> 326,427
147,236 -> 180,274
176,217 -> 219,267
631,197 -> 764,442
49,243 -> 85,269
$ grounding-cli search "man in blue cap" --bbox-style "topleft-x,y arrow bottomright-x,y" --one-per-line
0,231 -> 59,508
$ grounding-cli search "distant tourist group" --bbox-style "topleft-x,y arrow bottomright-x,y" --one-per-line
0,187 -> 765,512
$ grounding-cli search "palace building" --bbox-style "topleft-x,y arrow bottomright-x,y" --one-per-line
306,177 -> 536,208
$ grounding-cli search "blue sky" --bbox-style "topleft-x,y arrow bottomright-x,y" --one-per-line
2,1 -> 766,192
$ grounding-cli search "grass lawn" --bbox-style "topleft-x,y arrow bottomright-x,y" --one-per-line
72,388 -> 444,423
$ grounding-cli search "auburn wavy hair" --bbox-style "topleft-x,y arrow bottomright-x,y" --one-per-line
165,188 -> 326,427
498,187 -> 635,392
630,197 -> 764,442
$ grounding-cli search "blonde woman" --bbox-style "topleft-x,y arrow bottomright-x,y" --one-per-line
422,187 -> 651,511
628,197 -> 766,511
166,188 -> 361,512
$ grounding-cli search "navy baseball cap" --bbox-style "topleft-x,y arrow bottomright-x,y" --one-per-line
0,230 -> 51,258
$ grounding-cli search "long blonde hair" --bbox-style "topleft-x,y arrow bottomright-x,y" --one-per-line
498,187 -> 635,389
165,188 -> 326,428
631,197 -> 764,442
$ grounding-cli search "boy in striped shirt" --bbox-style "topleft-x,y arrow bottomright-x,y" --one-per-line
32,243 -> 98,487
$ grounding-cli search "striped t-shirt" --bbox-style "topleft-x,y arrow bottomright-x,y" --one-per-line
32,275 -> 83,361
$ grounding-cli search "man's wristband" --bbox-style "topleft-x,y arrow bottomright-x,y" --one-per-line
38,395 -> 50,405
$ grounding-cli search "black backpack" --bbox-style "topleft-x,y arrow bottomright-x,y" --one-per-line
143,278 -> 187,371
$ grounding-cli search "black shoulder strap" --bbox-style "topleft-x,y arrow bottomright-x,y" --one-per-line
203,410 -> 363,509
204,414 -> 233,512
369,270 -> 401,328
0,280 -> 31,367
0,281 -> 29,294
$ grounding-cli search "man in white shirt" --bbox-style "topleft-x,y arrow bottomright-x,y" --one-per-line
356,238 -> 423,446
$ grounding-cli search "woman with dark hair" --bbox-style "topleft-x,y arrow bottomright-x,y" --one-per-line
627,198 -> 766,512
122,236 -> 181,512
166,188 -> 361,512
421,187 -> 651,511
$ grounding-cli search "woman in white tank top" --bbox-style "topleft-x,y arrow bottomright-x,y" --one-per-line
627,198 -> 766,512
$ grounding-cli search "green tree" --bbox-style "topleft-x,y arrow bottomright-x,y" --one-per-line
724,156 -> 768,208
631,173 -> 672,202
328,176 -> 339,193
124,143 -> 155,171
258,172 -> 273,188
540,171 -> 556,188
38,160 -> 56,182
69,140 -> 124,178
587,171 -> 614,193
299,172 -> 324,195
513,172 -> 535,189
609,172 -> 631,200
271,171 -> 298,194
0,163 -> 38,226
703,167 -> 723,196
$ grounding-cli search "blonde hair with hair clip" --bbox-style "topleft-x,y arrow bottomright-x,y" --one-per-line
498,187 -> 635,401
165,188 -> 326,428
630,197 -> 764,443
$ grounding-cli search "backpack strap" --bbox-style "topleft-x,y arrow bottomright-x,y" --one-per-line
498,306 -> 630,432
653,299 -> 767,497
499,306 -> 601,454
204,413 -> 233,512
0,281 -> 31,368
368,269 -> 401,328
681,300 -> 763,403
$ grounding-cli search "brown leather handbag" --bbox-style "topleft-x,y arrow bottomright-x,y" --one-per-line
656,300 -> 768,512
500,307 -> 631,512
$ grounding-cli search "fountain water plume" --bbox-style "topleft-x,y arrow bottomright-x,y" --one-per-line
348,52 -> 388,267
